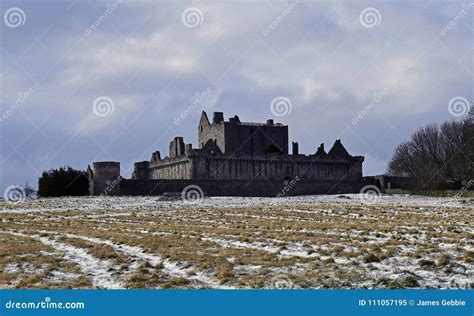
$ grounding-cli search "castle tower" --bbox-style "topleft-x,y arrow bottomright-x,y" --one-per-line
198,110 -> 288,155
88,161 -> 121,196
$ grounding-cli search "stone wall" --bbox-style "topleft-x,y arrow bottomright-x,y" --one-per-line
120,178 -> 366,197
191,155 -> 362,181
368,175 -> 416,192
148,155 -> 193,179
139,153 -> 363,182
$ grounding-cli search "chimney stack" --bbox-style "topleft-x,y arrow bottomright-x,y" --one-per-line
292,141 -> 299,155
213,112 -> 224,124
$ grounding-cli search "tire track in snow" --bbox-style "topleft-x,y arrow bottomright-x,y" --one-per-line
2,231 -> 122,289
36,230 -> 229,289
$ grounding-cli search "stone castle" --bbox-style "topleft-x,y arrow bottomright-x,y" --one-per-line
88,111 -> 367,197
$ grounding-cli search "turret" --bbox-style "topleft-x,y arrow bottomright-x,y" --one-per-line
89,161 -> 121,196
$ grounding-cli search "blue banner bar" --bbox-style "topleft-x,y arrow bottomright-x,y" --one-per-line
0,290 -> 472,316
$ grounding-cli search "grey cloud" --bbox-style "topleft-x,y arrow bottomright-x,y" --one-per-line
0,0 -> 472,192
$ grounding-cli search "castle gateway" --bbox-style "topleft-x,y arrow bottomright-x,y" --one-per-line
88,111 -> 366,197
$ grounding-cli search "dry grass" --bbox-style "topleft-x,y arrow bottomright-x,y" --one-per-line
0,196 -> 472,289
0,232 -> 88,288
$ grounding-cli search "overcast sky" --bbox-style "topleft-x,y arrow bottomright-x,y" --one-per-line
0,0 -> 472,192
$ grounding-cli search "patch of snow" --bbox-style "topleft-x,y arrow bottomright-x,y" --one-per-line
0,194 -> 465,214
4,263 -> 19,274
1,231 -> 122,289
37,231 -> 230,289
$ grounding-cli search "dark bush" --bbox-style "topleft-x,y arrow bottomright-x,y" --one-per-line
38,166 -> 88,197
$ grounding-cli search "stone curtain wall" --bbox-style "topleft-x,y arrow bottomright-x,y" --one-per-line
120,178 -> 366,197
192,155 -> 362,181
149,157 -> 193,179
145,154 -> 363,181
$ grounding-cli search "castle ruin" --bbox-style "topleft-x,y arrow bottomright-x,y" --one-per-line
88,111 -> 367,197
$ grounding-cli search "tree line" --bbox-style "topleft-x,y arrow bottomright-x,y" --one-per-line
38,166 -> 89,197
388,109 -> 473,190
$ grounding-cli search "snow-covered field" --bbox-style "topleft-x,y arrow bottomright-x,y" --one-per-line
0,194 -> 472,289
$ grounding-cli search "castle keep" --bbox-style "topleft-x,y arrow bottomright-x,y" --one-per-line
88,111 -> 366,197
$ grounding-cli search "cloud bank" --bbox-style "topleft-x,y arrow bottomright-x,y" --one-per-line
0,0 -> 472,191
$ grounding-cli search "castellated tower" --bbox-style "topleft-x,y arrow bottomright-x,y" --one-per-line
87,161 -> 121,196
198,111 -> 289,155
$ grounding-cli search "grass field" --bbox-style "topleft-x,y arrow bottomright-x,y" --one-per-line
0,194 -> 472,289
